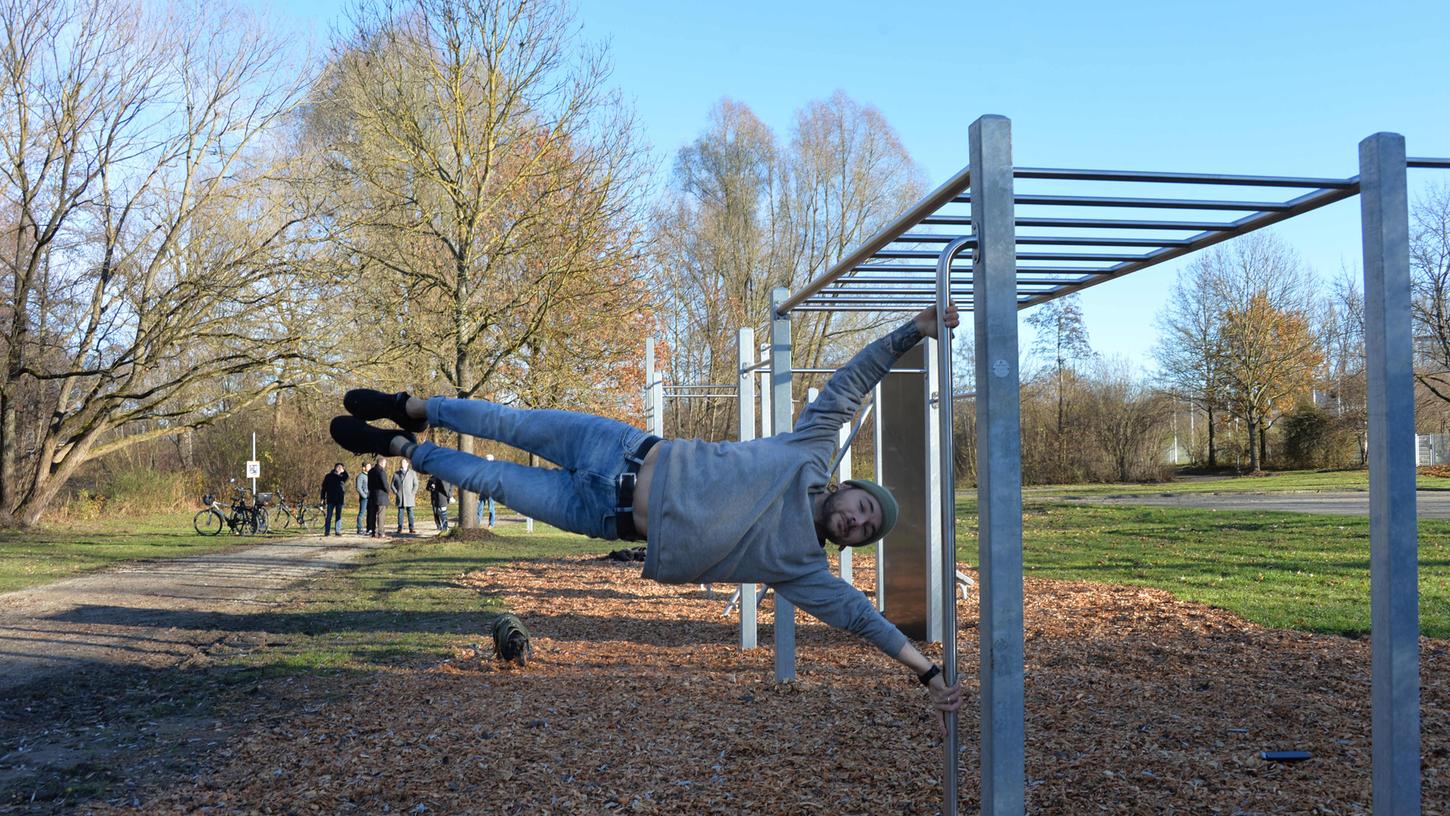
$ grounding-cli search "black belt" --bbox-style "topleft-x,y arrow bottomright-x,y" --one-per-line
615,435 -> 661,541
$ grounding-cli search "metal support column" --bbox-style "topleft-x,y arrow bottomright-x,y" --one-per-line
971,114 -> 1025,816
646,338 -> 664,438
1360,131 -> 1421,815
770,287 -> 797,682
874,384 -> 885,612
924,336 -> 943,643
738,327 -> 759,651
837,411 -> 853,584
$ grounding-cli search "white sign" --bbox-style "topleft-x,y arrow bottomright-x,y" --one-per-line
245,460 -> 261,479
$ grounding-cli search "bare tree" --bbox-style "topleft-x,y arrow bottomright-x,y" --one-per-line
0,0 -> 315,525
1155,263 -> 1227,466
1411,183 -> 1450,402
1087,357 -> 1171,482
311,0 -> 650,525
1025,293 -> 1094,468
652,92 -> 923,441
1320,266 -> 1367,463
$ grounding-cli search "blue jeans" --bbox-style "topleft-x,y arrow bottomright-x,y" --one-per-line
396,505 -> 415,533
324,501 -> 344,535
433,504 -> 449,531
356,496 -> 368,533
475,496 -> 495,526
411,397 -> 649,540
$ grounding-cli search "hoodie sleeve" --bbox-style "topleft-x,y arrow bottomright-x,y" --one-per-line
771,569 -> 908,658
792,320 -> 923,443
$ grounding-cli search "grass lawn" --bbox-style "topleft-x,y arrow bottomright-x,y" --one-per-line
964,497 -> 1450,638
0,513 -> 263,593
1024,467 -> 1450,498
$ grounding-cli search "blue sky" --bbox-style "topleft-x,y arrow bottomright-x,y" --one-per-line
275,0 -> 1450,369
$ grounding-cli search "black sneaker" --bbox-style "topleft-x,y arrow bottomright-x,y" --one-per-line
343,389 -> 429,433
329,415 -> 417,456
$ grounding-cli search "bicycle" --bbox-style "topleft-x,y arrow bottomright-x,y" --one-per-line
193,483 -> 270,535
272,492 -> 324,531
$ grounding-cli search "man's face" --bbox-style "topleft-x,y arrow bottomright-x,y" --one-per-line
820,486 -> 883,548
334,465 -> 345,474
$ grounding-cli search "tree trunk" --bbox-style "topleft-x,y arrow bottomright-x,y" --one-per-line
1206,405 -> 1217,467
1259,427 -> 1269,469
1247,418 -> 1261,472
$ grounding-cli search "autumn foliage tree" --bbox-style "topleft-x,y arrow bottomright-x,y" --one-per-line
309,0 -> 651,524
1218,292 -> 1322,471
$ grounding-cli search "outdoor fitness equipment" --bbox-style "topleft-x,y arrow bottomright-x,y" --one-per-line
667,115 -> 1441,816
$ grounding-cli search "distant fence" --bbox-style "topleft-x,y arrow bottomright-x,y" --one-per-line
1417,433 -> 1450,466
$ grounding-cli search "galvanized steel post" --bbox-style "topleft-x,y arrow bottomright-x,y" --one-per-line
970,114 -> 1025,816
738,327 -> 759,651
935,234 -> 974,816
770,287 -> 797,682
873,383 -> 886,612
1360,132 -> 1421,815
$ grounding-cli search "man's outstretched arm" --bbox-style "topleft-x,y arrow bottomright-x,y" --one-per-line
793,304 -> 960,440
773,571 -> 963,733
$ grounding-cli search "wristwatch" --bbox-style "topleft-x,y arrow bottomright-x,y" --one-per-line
917,664 -> 941,687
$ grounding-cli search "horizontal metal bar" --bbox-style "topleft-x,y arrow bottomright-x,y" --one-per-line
795,304 -> 948,312
791,367 -> 927,375
869,250 -> 1151,263
854,264 -> 1120,276
1410,157 -> 1450,169
777,166 -> 977,316
1012,166 -> 1356,188
1013,235 -> 1194,248
951,192 -> 1295,211
661,393 -> 737,399
1016,216 -> 1238,231
870,236 -> 1191,258
818,279 -> 1064,289
1019,181 -> 1360,309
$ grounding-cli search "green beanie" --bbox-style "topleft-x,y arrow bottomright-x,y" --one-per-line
842,479 -> 899,542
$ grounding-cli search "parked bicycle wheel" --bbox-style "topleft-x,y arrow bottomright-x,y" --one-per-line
194,508 -> 224,536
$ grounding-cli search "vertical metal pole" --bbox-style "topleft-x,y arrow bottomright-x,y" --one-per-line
924,336 -> 943,643
647,339 -> 665,438
738,328 -> 758,650
250,433 -> 257,497
1360,131 -> 1420,815
970,114 -> 1024,816
934,235 -> 972,816
874,383 -> 886,612
646,340 -> 658,437
837,412 -> 853,585
770,288 -> 797,682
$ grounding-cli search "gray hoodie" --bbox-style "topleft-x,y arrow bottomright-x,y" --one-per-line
643,320 -> 923,658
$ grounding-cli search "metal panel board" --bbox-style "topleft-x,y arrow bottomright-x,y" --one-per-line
880,342 -> 929,640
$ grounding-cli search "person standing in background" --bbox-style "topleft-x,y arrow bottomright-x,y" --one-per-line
367,457 -> 391,538
475,453 -> 497,527
393,459 -> 419,535
427,474 -> 452,532
355,461 -> 371,535
320,463 -> 348,537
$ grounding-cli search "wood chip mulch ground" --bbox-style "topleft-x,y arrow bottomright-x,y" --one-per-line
91,554 -> 1446,815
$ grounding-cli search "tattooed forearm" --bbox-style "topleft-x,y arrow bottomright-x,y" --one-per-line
885,321 -> 924,356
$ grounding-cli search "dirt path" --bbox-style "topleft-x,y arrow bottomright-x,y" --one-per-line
0,533 -> 393,693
